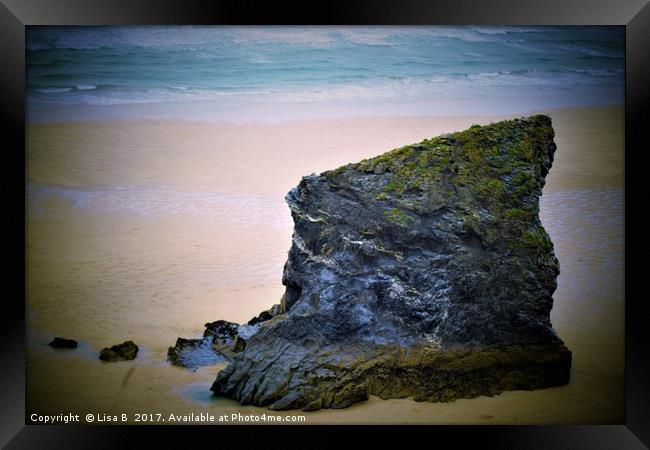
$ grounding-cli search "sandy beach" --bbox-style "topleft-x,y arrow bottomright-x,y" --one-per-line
26,105 -> 624,424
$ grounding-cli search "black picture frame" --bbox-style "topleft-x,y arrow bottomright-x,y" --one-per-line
3,0 -> 648,447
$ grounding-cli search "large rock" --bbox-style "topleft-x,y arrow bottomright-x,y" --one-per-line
211,116 -> 571,410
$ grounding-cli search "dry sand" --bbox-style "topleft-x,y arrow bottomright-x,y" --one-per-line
26,106 -> 623,424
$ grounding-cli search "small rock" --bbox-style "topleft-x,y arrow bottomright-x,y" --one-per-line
99,340 -> 138,362
204,320 -> 239,340
48,337 -> 78,349
205,320 -> 242,358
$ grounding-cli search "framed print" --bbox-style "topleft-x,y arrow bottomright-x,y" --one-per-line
2,0 -> 649,447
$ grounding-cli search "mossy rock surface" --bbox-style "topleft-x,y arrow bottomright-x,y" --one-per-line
209,116 -> 569,410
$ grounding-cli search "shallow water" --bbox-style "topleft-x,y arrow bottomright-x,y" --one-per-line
542,188 -> 624,311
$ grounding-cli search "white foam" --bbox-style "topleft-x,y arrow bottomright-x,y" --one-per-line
231,29 -> 335,46
470,26 -> 549,35
338,29 -> 396,46
30,66 -> 621,109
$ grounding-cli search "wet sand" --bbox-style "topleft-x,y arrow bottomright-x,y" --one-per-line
26,106 -> 624,424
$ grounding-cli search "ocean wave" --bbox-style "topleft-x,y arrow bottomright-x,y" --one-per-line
26,26 -> 624,113
28,42 -> 101,51
27,66 -> 623,107
28,27 -> 387,50
35,85 -> 102,95
230,29 -> 336,47
248,54 -> 274,64
416,28 -> 491,42
567,68 -> 624,76
23,26 -> 567,52
554,43 -> 623,58
470,26 -> 551,35
26,26 -> 623,54
37,87 -> 72,94
337,29 -> 398,46
465,70 -> 613,87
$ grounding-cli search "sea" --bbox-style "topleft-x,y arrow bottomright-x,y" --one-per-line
26,26 -> 624,122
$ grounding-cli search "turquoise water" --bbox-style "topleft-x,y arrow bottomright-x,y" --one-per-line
26,26 -> 624,121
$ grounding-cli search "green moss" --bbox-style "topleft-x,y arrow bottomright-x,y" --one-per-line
337,117 -> 553,229
466,145 -> 482,164
382,181 -> 397,192
486,179 -> 505,192
514,185 -> 531,197
522,228 -> 553,253
383,180 -> 404,193
504,208 -> 532,220
474,178 -> 505,200
322,164 -> 350,178
510,171 -> 531,185
508,140 -> 534,161
384,207 -> 415,227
